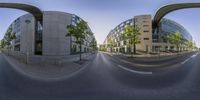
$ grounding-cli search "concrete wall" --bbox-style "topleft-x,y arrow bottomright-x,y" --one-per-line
42,11 -> 72,56
9,11 -> 73,56
135,15 -> 152,53
2,50 -> 26,63
11,14 -> 35,55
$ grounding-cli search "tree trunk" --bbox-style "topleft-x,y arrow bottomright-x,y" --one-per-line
79,43 -> 82,61
177,45 -> 179,55
130,46 -> 133,57
133,44 -> 136,55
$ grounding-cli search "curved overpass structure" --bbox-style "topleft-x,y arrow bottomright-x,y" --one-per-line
153,3 -> 200,29
0,3 -> 43,24
0,3 -> 43,55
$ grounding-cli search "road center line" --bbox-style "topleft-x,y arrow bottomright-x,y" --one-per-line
117,65 -> 152,75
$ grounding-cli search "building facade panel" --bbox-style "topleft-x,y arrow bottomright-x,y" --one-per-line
43,11 -> 72,56
135,15 -> 152,53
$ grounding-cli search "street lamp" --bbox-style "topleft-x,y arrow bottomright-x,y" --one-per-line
25,19 -> 31,64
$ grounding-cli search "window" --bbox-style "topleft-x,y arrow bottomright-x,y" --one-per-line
143,25 -> 149,27
143,17 -> 148,19
144,38 -> 149,40
71,44 -> 77,54
143,30 -> 149,33
124,41 -> 126,45
72,21 -> 76,25
84,47 -> 86,52
14,44 -> 20,51
134,18 -> 138,22
120,23 -> 124,27
118,42 -> 120,46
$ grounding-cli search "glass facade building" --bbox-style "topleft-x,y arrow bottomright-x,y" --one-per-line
155,18 -> 193,51
160,18 -> 192,41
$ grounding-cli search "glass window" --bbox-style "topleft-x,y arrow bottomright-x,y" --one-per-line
143,25 -> 149,27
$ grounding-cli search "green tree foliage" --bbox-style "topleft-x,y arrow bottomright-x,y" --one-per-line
185,40 -> 193,50
0,40 -> 3,49
0,27 -> 16,49
166,31 -> 182,52
99,44 -> 106,51
107,37 -> 115,53
66,20 -> 93,61
121,25 -> 141,55
90,38 -> 97,51
0,39 -> 7,49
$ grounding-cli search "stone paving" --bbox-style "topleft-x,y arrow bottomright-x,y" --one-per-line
2,53 -> 96,79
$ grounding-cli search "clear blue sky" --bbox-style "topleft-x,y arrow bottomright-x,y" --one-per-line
0,0 -> 200,47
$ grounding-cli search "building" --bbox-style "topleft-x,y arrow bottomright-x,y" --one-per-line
103,15 -> 152,54
3,11 -> 95,63
103,15 -> 193,54
155,18 -> 193,52
135,15 -> 152,53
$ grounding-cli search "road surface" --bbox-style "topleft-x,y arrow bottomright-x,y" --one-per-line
0,52 -> 200,100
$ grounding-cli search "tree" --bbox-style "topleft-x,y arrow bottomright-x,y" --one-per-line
1,27 -> 16,49
90,38 -> 97,51
107,37 -> 115,53
166,31 -> 182,53
0,41 -> 2,49
66,20 -> 93,61
185,40 -> 193,51
99,44 -> 106,51
0,39 -> 6,49
121,25 -> 141,56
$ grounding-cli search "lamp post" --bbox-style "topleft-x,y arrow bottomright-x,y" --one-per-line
25,19 -> 31,64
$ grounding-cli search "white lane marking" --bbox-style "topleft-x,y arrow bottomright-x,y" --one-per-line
117,65 -> 152,74
181,58 -> 191,64
191,54 -> 197,58
181,52 -> 199,64
121,59 -> 151,67
101,52 -> 109,64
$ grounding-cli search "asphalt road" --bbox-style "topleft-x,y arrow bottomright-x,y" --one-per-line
0,51 -> 200,100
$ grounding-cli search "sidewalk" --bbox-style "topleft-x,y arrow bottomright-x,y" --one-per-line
2,53 -> 95,79
102,51 -> 194,58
